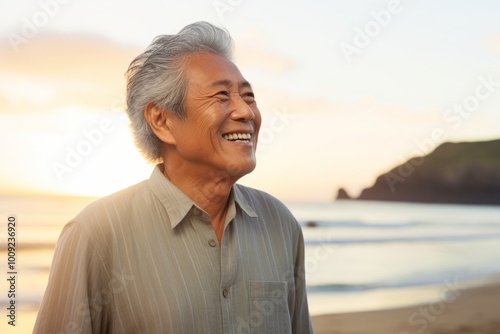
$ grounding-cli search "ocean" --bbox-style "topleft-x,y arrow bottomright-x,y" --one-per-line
1,195 -> 500,329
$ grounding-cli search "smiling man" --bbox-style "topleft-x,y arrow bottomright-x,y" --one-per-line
34,22 -> 313,334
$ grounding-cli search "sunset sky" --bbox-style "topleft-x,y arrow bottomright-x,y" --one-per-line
1,0 -> 499,201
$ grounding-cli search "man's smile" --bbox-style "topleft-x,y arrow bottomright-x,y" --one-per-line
222,132 -> 252,143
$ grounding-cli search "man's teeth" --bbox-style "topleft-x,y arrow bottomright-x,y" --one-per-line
223,133 -> 252,141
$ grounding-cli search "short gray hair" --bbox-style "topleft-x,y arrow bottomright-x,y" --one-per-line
125,21 -> 234,163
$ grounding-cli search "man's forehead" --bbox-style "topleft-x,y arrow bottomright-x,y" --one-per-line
210,79 -> 253,89
183,52 -> 251,89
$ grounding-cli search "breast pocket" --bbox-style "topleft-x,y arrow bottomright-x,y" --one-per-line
248,281 -> 291,334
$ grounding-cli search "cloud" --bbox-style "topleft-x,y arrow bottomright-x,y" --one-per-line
487,34 -> 500,53
254,85 -> 441,127
233,30 -> 295,73
0,33 -> 141,114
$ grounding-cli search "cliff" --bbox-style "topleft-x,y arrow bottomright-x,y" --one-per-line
342,139 -> 500,205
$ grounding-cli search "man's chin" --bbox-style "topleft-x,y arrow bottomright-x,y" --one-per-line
222,160 -> 256,179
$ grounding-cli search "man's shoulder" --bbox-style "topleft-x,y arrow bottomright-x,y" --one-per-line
68,179 -> 153,232
56,179 -> 158,253
82,179 -> 151,213
234,184 -> 297,222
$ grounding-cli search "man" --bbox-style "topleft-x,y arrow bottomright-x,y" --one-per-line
34,21 -> 313,333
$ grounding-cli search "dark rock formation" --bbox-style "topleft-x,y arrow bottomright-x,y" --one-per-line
336,188 -> 351,200
352,139 -> 500,205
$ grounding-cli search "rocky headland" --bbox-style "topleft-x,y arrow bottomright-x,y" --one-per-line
337,139 -> 500,205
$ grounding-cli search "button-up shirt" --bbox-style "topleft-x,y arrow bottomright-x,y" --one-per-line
34,165 -> 313,333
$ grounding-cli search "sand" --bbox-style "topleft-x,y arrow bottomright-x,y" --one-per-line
312,280 -> 500,334
6,280 -> 500,333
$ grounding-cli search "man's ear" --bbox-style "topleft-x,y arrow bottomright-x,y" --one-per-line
144,103 -> 177,145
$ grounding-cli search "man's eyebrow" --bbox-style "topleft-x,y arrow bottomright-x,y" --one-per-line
210,80 -> 253,89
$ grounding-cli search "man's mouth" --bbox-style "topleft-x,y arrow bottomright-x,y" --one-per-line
222,133 -> 252,142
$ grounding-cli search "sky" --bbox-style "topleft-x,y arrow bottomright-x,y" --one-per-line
1,0 -> 499,201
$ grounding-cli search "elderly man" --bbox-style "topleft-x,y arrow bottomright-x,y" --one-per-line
34,21 -> 313,333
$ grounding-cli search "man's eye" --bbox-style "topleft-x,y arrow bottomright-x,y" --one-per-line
216,91 -> 229,97
242,92 -> 255,103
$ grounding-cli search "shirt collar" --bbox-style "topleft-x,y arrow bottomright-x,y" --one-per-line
148,164 -> 258,229
232,184 -> 258,218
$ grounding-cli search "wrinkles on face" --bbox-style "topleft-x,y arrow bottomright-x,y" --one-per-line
166,52 -> 261,179
183,91 -> 226,156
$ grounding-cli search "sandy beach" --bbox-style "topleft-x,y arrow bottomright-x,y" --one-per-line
5,280 -> 500,333
312,279 -> 500,334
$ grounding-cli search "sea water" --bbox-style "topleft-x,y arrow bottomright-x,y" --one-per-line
1,196 -> 500,318
289,200 -> 500,314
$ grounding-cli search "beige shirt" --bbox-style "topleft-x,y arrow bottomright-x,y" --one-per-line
34,165 -> 313,333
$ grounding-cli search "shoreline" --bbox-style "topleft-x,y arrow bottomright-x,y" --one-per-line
311,277 -> 500,334
6,271 -> 500,332
6,278 -> 500,333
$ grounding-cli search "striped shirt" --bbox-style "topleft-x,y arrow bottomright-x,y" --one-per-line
34,165 -> 314,333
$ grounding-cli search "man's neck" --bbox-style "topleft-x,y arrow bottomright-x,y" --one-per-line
161,162 -> 237,242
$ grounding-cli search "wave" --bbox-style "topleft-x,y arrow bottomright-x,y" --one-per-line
0,242 -> 55,250
307,282 -> 377,293
306,273 -> 490,294
306,281 -> 440,294
300,220 -> 419,229
304,233 -> 500,246
300,219 -> 500,229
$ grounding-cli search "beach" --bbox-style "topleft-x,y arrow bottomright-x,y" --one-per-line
2,197 -> 499,333
312,278 -> 500,334
7,278 -> 500,333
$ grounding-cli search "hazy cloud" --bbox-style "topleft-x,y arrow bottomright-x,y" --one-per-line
0,33 -> 141,114
487,34 -> 500,53
234,30 -> 295,74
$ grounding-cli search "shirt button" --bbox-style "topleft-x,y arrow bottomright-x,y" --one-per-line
193,208 -> 202,216
222,289 -> 229,298
208,239 -> 217,247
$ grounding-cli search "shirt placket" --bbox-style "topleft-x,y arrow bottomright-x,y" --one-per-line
219,220 -> 236,334
190,207 -> 225,332
191,203 -> 239,334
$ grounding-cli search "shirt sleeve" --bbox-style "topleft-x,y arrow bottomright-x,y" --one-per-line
292,226 -> 315,333
33,221 -> 109,334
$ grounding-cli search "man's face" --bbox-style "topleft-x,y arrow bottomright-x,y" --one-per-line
166,52 -> 261,180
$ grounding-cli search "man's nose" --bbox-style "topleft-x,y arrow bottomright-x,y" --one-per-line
230,96 -> 255,122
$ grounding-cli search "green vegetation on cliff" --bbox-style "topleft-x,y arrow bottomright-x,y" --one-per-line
341,139 -> 500,205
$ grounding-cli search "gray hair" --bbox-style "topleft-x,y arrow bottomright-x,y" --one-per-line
125,21 -> 234,163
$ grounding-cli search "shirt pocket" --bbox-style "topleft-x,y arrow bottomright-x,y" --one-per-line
248,281 -> 291,334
